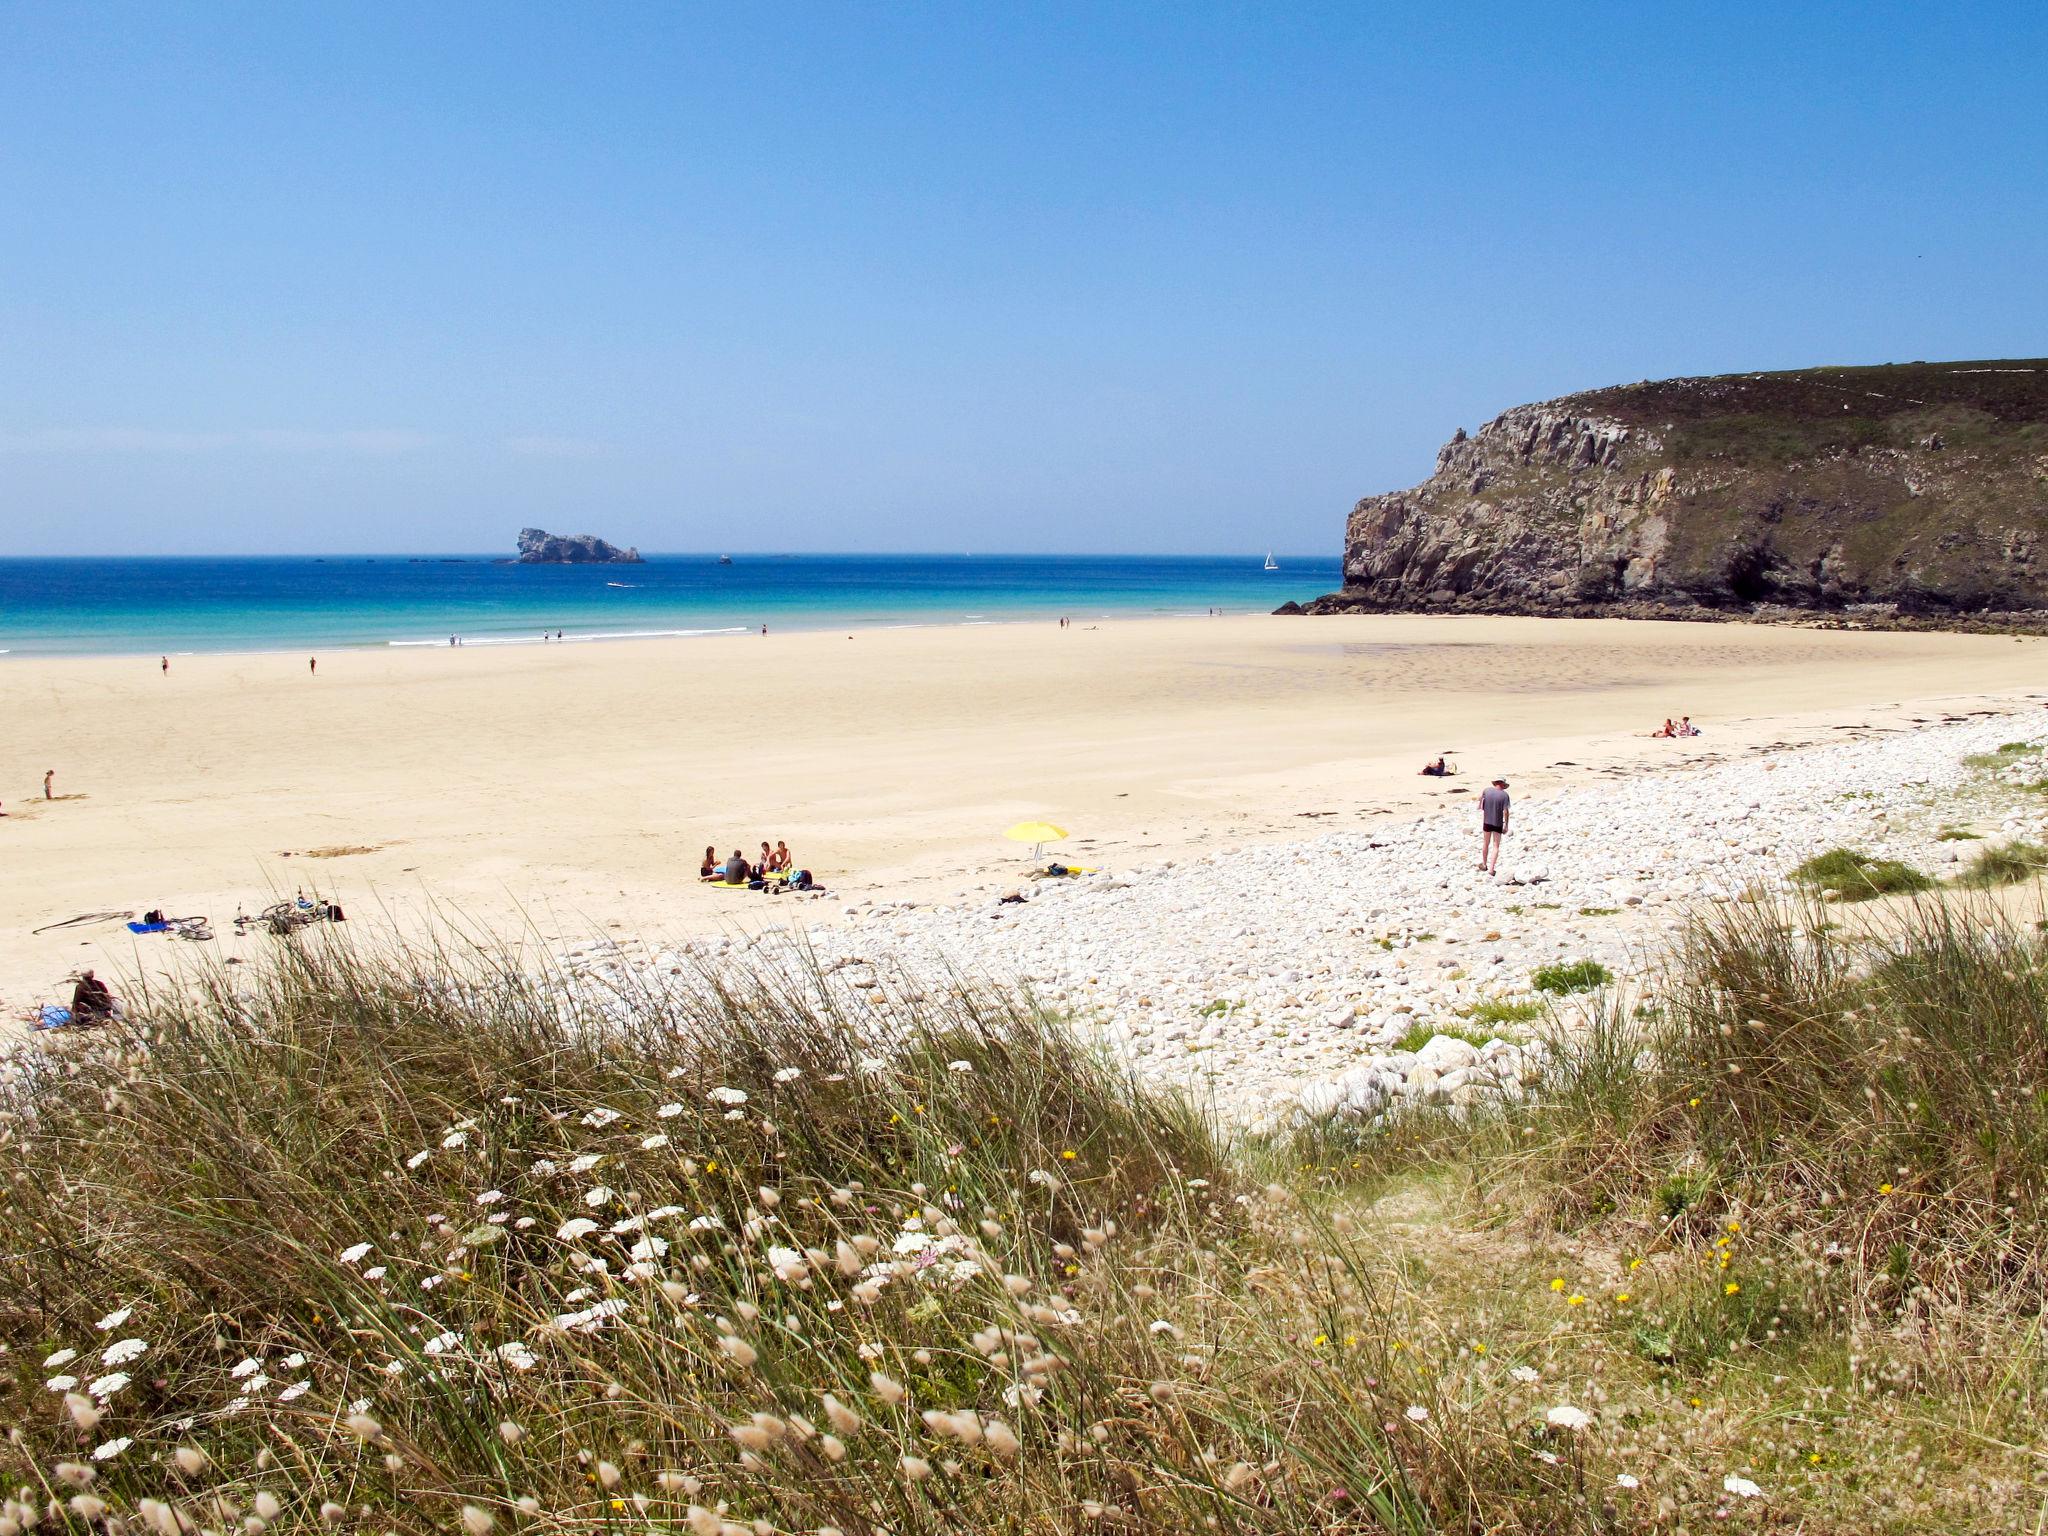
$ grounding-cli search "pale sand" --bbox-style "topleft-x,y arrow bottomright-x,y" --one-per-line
2,614 -> 2044,1014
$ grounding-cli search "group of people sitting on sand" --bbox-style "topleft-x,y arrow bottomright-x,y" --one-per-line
699,841 -> 817,893
1652,716 -> 1701,738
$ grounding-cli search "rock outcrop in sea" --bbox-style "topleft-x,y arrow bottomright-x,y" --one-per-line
1296,359 -> 2048,621
516,527 -> 644,564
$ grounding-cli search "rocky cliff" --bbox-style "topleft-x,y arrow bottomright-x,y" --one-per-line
1302,360 -> 2047,619
515,528 -> 644,565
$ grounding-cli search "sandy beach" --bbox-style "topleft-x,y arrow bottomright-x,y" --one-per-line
2,612 -> 2044,1017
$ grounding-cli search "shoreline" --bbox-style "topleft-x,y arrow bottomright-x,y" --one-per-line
4,612 -> 2044,1023
0,551 -> 1337,660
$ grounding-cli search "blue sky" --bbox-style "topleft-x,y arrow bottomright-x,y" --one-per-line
2,2 -> 2043,556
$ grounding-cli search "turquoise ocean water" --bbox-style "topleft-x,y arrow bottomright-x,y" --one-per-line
0,554 -> 1342,657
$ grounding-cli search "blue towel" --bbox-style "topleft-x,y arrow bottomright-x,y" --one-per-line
36,1005 -> 71,1030
127,921 -> 169,934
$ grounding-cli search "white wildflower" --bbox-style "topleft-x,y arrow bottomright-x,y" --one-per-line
773,1067 -> 802,1083
629,1236 -> 670,1260
583,1185 -> 615,1208
1509,1365 -> 1540,1383
44,1348 -> 78,1368
708,1086 -> 748,1106
406,1149 -> 432,1169
556,1217 -> 600,1240
440,1129 -> 469,1149
529,1157 -> 559,1175
582,1107 -> 621,1128
86,1372 -> 130,1399
94,1308 -> 132,1332
1723,1474 -> 1763,1499
279,1380 -> 312,1401
946,1059 -> 974,1073
1404,1405 -> 1429,1422
423,1331 -> 463,1356
101,1338 -> 147,1367
46,1374 -> 78,1392
1545,1405 -> 1591,1431
496,1341 -> 538,1371
475,1189 -> 504,1206
657,1102 -> 685,1118
1616,1473 -> 1640,1489
640,1133 -> 670,1149
230,1356 -> 262,1378
568,1153 -> 602,1173
338,1242 -> 372,1264
91,1438 -> 131,1461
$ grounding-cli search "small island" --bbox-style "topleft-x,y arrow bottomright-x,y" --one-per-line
515,527 -> 644,565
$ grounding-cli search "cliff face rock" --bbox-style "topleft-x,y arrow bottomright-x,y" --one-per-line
515,527 -> 644,565
1315,361 -> 2048,618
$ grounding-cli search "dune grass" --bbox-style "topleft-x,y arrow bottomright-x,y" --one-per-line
1530,958 -> 1611,994
1956,839 -> 2048,888
1464,995 -> 1546,1029
5,903 -> 2047,1532
1788,845 -> 1936,899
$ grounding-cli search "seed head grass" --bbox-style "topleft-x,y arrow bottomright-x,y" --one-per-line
3,905 -> 2044,1531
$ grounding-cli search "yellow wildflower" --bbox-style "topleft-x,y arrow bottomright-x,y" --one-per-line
1550,1278 -> 1566,1293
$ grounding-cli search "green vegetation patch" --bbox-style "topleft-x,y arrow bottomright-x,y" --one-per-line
1789,846 -> 1935,900
1394,1019 -> 1498,1054
1532,958 -> 1612,994
1465,994 -> 1546,1028
1958,841 -> 2048,889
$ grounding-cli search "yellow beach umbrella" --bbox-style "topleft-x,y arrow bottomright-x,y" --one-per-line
1004,820 -> 1069,862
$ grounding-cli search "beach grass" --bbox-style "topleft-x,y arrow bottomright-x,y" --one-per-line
1956,839 -> 2048,888
1530,958 -> 1612,994
4,904 -> 2047,1532
1788,845 -> 1936,899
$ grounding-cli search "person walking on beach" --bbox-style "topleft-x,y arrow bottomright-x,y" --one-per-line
161,655 -> 169,675
1479,777 -> 1510,875
309,656 -> 317,675
44,769 -> 54,801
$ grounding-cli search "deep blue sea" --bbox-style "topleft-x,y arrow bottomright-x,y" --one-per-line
0,554 -> 1342,657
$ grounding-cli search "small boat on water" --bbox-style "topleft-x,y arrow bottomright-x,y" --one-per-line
1263,552 -> 1279,571
717,555 -> 734,565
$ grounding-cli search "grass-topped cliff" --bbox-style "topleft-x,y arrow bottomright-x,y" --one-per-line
1310,359 -> 2048,620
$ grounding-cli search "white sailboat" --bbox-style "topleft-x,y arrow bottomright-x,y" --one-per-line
1263,551 -> 1279,571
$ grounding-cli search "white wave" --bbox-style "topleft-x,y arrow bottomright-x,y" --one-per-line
389,627 -> 746,648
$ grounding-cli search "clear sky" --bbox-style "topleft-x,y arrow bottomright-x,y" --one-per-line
2,2 -> 2044,557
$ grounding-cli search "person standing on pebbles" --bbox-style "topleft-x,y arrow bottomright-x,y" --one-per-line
1479,777 -> 1510,875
